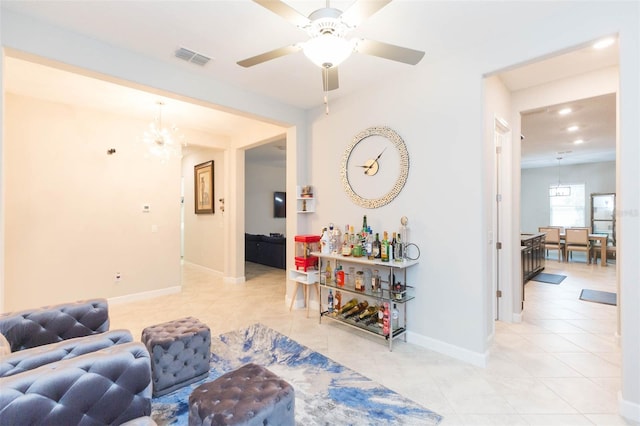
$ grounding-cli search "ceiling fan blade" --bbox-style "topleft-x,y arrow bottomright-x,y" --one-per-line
355,38 -> 425,65
340,0 -> 391,27
322,67 -> 339,92
237,45 -> 302,68
253,0 -> 310,27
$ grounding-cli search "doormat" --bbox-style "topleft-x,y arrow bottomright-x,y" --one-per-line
579,289 -> 617,306
531,272 -> 567,284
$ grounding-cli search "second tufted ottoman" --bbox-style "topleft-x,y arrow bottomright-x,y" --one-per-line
141,317 -> 211,397
189,363 -> 295,426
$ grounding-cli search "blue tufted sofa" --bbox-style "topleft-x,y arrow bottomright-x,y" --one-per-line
0,298 -> 154,425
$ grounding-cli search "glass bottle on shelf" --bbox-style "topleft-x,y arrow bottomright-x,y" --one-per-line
321,227 -> 331,254
347,266 -> 355,288
371,269 -> 381,293
382,302 -> 390,336
390,232 -> 397,261
391,303 -> 399,330
331,224 -> 341,255
361,215 -> 368,241
363,268 -> 372,292
373,233 -> 381,259
394,233 -> 403,262
328,290 -> 334,313
381,231 -> 389,262
355,270 -> 364,292
336,265 -> 344,287
325,260 -> 332,283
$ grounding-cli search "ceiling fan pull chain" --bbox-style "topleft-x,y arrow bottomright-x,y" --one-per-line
323,66 -> 330,115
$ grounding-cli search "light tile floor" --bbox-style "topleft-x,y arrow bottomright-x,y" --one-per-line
109,257 -> 637,426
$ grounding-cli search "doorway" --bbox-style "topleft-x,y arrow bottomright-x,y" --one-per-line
485,37 -> 619,326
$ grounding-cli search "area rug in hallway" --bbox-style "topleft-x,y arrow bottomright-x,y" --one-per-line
579,288 -> 617,306
151,323 -> 442,425
531,272 -> 567,284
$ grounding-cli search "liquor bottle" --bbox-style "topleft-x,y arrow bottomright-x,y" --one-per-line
335,291 -> 342,311
330,224 -> 341,255
391,303 -> 399,331
371,269 -> 381,293
394,233 -> 403,262
341,236 -> 351,256
357,305 -> 379,322
381,231 -> 389,262
355,271 -> 364,292
320,227 -> 331,254
339,298 -> 359,315
361,215 -> 368,241
366,229 -> 373,259
343,300 -> 368,318
336,266 -> 345,287
382,302 -> 390,335
390,232 -> 397,261
325,260 -> 332,283
328,290 -> 334,313
373,233 -> 381,259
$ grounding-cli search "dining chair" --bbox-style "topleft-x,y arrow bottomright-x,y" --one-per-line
565,228 -> 591,264
538,227 -> 565,261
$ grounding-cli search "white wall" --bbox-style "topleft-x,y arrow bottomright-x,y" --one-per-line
521,161 -> 616,233
245,162 -> 286,236
4,93 -> 182,311
182,147 -> 225,273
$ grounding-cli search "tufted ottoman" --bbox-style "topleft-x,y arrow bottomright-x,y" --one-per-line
188,363 -> 295,426
141,317 -> 211,397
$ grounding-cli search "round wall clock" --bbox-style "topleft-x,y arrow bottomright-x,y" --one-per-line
340,126 -> 410,209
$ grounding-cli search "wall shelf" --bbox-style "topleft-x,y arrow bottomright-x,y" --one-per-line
296,185 -> 315,213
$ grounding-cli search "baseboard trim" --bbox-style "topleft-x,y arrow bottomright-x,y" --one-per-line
108,286 -> 181,305
182,261 -> 223,276
407,331 -> 488,368
619,391 -> 640,422
183,261 -> 245,283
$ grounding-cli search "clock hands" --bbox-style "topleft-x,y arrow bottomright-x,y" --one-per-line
363,148 -> 386,175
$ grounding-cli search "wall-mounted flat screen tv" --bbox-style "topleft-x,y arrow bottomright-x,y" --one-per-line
274,191 -> 286,218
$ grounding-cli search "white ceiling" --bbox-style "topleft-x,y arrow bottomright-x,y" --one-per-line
2,1 -> 618,168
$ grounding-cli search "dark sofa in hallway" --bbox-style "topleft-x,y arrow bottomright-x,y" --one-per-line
245,233 -> 286,269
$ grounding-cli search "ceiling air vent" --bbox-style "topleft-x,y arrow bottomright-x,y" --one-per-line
175,47 -> 211,66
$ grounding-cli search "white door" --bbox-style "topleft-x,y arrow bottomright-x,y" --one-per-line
494,117 -> 511,320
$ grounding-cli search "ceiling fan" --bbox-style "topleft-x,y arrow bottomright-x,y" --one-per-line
237,0 -> 425,92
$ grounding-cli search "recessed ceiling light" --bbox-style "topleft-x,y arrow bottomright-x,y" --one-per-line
573,139 -> 584,145
567,125 -> 579,132
558,107 -> 572,115
593,37 -> 615,49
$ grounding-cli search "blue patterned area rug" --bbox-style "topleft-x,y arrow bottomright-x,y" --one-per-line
151,323 -> 442,425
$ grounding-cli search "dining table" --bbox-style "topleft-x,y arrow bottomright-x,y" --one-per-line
559,233 -> 609,266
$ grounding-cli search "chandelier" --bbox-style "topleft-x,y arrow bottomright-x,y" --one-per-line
142,101 -> 185,161
549,156 -> 571,197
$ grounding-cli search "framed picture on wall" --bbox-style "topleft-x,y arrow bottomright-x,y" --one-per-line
194,160 -> 214,214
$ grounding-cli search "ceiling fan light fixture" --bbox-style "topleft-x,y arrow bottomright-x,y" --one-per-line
303,34 -> 353,68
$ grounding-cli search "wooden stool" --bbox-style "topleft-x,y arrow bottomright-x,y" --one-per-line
289,281 -> 319,317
